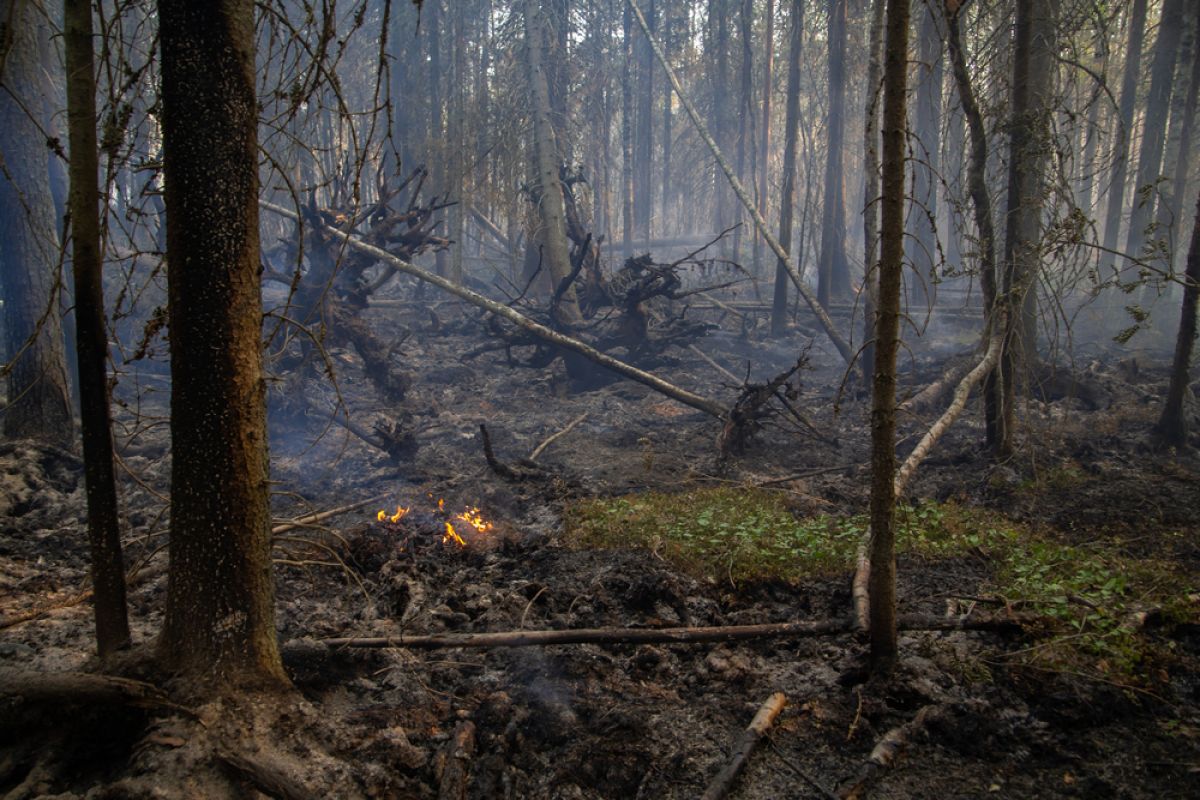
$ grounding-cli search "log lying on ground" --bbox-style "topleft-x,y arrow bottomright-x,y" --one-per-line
0,669 -> 173,709
701,692 -> 787,800
261,200 -> 727,420
627,0 -> 853,365
295,614 -> 1022,652
217,747 -> 323,800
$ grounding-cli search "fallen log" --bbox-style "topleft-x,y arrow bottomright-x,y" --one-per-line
893,330 -> 1003,499
261,200 -> 727,420
271,494 -> 388,536
627,0 -> 853,365
301,614 -> 1022,652
217,747 -> 323,800
0,669 -> 173,710
701,692 -> 787,800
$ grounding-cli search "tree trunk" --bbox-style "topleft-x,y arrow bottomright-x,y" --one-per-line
1157,192 -> 1200,445
905,2 -> 944,311
771,0 -> 804,337
859,0 -> 885,383
1125,0 -> 1184,275
947,1 -> 1001,447
64,0 -> 132,658
1154,4 -> 1200,278
1100,0 -> 1148,278
0,0 -> 74,447
635,0 -> 655,241
755,0 -> 775,282
524,0 -> 583,327
869,0 -> 912,676
711,0 -> 732,256
622,1 -> 636,258
995,0 -> 1058,459
731,0 -> 753,264
817,0 -> 848,307
157,0 -> 287,687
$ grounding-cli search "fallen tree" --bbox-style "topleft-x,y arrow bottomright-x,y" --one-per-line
260,199 -> 728,419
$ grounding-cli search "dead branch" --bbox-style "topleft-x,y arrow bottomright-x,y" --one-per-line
261,199 -> 728,419
271,494 -> 388,536
893,330 -> 1003,499
718,358 -> 807,455
435,720 -> 476,800
478,423 -> 519,480
307,405 -> 417,462
701,692 -> 787,800
838,705 -> 945,800
0,559 -> 166,632
898,359 -> 972,416
0,669 -> 173,710
626,0 -> 853,365
301,614 -> 1022,652
528,412 -> 588,461
853,540 -> 871,634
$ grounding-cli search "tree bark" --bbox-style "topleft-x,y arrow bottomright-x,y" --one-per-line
1156,192 -> 1200,445
906,2 -> 944,311
158,0 -> 287,687
772,0 -> 804,337
0,0 -> 74,447
755,0 -> 775,282
860,0 -> 886,384
64,0 -> 131,657
869,0 -> 911,676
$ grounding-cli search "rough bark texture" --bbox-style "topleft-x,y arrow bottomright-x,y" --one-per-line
869,0 -> 911,675
1156,192 -> 1200,445
0,0 -> 74,447
859,0 -> 886,383
771,0 -> 804,337
158,0 -> 287,686
65,0 -> 131,656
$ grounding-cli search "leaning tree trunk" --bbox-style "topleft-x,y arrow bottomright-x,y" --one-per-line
0,0 -> 74,447
65,0 -> 131,657
1156,192 -> 1200,446
869,0 -> 912,676
157,0 -> 287,687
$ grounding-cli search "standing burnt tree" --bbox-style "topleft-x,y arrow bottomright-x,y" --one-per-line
0,0 -> 74,447
157,0 -> 287,686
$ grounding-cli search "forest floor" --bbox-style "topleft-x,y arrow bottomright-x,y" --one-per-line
2,292 -> 1200,799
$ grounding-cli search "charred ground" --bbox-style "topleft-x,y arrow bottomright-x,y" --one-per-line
2,295 -> 1200,799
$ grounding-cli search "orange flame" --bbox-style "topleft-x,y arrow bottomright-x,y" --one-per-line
377,505 -> 411,523
455,506 -> 493,534
443,521 -> 466,547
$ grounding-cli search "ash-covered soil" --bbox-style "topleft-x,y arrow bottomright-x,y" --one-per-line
3,296 -> 1200,799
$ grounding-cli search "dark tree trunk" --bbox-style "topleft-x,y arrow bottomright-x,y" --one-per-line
1157,192 -> 1200,445
731,0 -> 753,263
635,0 -> 655,240
772,0 -> 804,337
157,0 -> 287,687
64,0 -> 131,658
1155,4 -> 1200,277
0,0 -> 74,447
711,0 -> 732,255
622,1 -> 636,258
869,0 -> 912,676
996,0 -> 1058,458
817,0 -> 848,307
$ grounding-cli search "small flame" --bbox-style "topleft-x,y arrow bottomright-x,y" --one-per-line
437,498 -> 445,511
455,507 -> 493,534
377,505 -> 410,523
443,521 -> 466,547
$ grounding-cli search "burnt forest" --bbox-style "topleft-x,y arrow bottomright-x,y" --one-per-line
2,0 -> 1200,797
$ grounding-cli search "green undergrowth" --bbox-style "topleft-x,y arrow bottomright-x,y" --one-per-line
564,487 -> 1197,678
